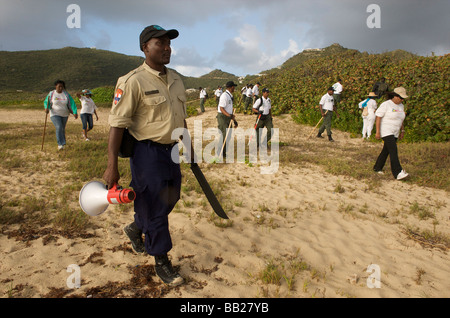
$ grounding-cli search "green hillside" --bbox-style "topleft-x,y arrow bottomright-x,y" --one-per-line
258,45 -> 449,142
0,48 -> 238,92
181,69 -> 238,90
0,47 -> 145,92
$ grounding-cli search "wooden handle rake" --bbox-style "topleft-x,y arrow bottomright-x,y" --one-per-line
41,112 -> 48,151
308,110 -> 328,138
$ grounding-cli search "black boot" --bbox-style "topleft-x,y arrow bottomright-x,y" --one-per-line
155,254 -> 184,286
317,132 -> 324,138
328,135 -> 334,142
123,222 -> 145,254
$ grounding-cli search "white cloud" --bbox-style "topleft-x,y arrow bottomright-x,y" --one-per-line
170,46 -> 214,77
218,25 -> 301,75
263,39 -> 300,69
282,39 -> 301,60
172,65 -> 213,78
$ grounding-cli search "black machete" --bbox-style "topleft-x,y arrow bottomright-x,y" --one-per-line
190,163 -> 229,219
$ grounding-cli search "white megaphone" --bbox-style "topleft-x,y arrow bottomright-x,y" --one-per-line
79,181 -> 136,216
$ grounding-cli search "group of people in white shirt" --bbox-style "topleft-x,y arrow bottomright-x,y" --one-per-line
206,76 -> 409,181
241,82 -> 261,113
217,81 -> 273,156
316,78 -> 409,180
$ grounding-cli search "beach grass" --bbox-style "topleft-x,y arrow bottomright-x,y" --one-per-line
1,117 -> 449,236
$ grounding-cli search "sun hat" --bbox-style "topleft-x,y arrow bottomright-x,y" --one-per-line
139,25 -> 179,51
225,81 -> 237,88
82,89 -> 92,95
368,92 -> 377,97
393,87 -> 408,99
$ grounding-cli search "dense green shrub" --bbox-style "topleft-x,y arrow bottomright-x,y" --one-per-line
90,86 -> 115,104
262,52 -> 449,142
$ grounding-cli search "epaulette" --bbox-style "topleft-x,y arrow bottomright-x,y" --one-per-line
121,64 -> 145,84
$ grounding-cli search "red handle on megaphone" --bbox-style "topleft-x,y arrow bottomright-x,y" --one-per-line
107,183 -> 136,204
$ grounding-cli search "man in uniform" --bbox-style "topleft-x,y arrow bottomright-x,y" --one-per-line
214,86 -> 223,106
103,25 -> 187,286
217,81 -> 237,158
372,77 -> 389,99
244,84 -> 253,114
317,87 -> 339,142
252,88 -> 273,148
199,86 -> 207,113
332,78 -> 343,106
252,82 -> 261,103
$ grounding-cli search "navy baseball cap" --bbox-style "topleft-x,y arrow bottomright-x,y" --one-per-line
225,81 -> 237,88
139,25 -> 179,51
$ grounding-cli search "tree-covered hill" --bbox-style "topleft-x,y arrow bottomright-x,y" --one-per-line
0,47 -> 145,92
0,48 -> 238,92
181,69 -> 239,90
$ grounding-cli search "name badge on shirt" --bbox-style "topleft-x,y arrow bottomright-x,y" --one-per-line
145,90 -> 159,95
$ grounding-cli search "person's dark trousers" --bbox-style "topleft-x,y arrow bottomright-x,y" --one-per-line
256,115 -> 273,147
373,135 -> 403,178
130,140 -> 181,256
333,94 -> 341,106
200,98 -> 205,112
318,111 -> 333,136
217,112 -> 231,157
244,97 -> 252,112
80,113 -> 94,131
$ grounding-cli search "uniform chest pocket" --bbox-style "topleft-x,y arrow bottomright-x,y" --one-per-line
143,95 -> 168,122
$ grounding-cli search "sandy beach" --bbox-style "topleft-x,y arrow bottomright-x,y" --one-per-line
0,106 -> 448,299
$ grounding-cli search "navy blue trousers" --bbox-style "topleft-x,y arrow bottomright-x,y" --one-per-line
130,141 -> 181,256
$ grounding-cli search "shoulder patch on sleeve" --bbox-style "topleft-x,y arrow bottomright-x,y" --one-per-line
114,88 -> 123,105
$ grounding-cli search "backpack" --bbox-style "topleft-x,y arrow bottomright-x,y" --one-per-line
378,82 -> 388,94
362,106 -> 369,117
360,98 -> 369,116
256,97 -> 264,114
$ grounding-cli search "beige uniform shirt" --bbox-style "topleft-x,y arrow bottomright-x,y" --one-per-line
109,62 -> 187,144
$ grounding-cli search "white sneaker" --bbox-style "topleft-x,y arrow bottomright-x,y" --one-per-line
58,145 -> 64,150
396,170 -> 409,180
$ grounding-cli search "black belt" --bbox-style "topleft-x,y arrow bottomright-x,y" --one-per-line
259,114 -> 272,120
139,139 -> 178,149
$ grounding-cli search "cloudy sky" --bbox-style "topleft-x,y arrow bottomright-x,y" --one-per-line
1,0 -> 449,77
